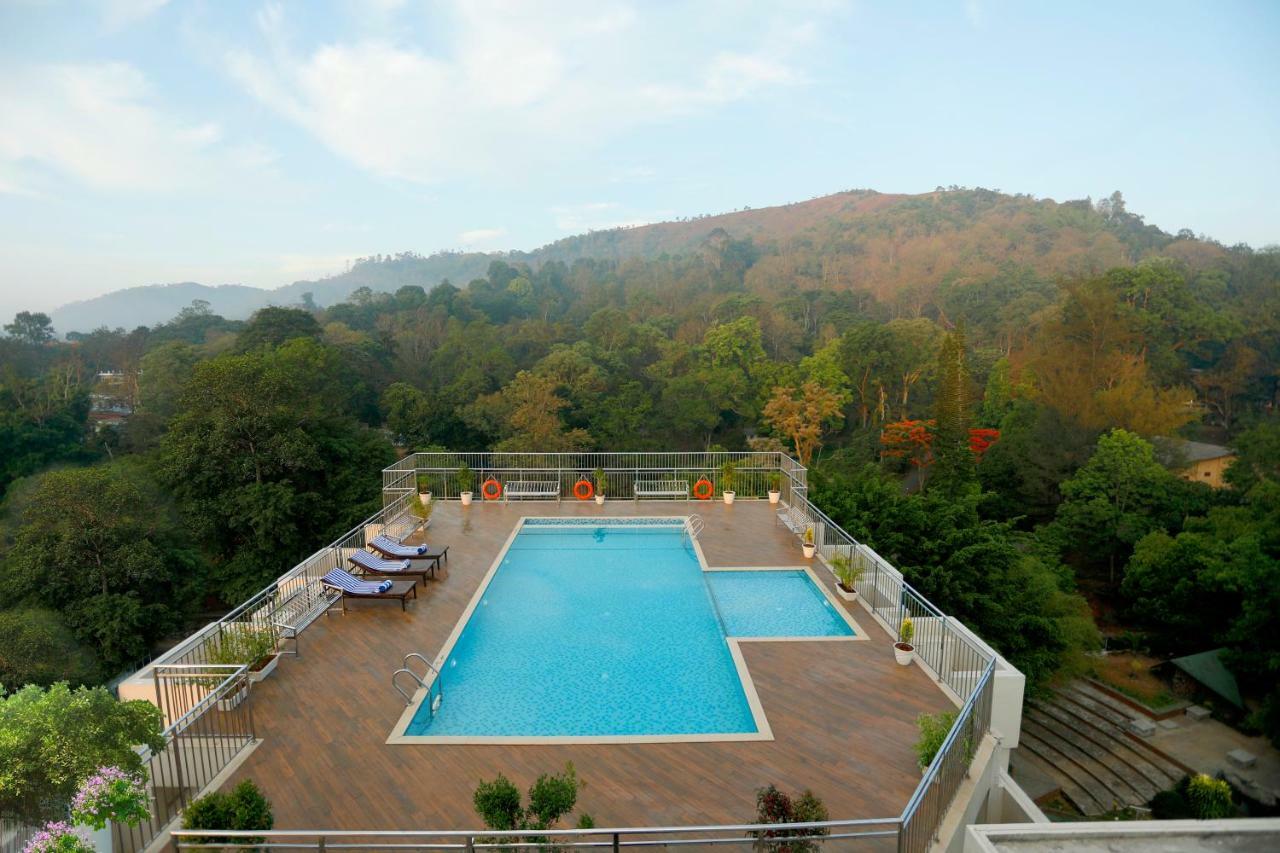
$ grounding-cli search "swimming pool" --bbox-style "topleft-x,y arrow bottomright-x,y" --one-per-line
394,519 -> 856,742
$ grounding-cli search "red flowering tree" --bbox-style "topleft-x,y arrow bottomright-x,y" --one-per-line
880,419 -> 935,468
968,428 -> 1001,460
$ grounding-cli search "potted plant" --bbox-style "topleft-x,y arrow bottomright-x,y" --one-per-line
720,461 -> 737,505
830,552 -> 862,602
594,468 -> 608,505
914,711 -> 957,774
457,464 -> 475,506
207,625 -> 278,688
416,473 -> 431,505
767,471 -> 782,504
802,525 -> 816,559
410,494 -> 433,531
895,616 -> 915,665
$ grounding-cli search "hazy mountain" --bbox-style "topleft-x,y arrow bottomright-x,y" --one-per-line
49,188 -> 1220,335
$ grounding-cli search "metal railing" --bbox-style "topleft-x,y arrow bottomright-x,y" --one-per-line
115,665 -> 254,853
390,451 -> 797,504
141,450 -> 1007,853
0,819 -> 40,853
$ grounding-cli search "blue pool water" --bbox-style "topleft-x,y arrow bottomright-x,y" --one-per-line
706,571 -> 855,638
405,522 -> 851,738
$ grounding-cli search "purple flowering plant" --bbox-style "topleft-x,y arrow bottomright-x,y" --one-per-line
69,767 -> 150,830
21,822 -> 93,853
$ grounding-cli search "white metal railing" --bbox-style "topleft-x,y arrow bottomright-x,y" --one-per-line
130,450 -> 1005,853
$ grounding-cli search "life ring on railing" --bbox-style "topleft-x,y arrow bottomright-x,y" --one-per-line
692,478 -> 713,500
481,478 -> 502,500
573,479 -> 595,500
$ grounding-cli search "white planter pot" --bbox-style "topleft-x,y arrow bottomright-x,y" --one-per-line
835,585 -> 858,602
768,490 -> 781,504
249,654 -> 278,683
595,494 -> 605,505
460,492 -> 473,506
894,643 -> 915,666
418,492 -> 431,506
723,491 -> 735,505
802,543 -> 816,559
80,821 -> 112,853
218,683 -> 248,711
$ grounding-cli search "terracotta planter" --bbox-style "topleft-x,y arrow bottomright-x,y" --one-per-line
723,491 -> 736,505
835,584 -> 858,602
894,642 -> 915,666
460,491 -> 473,506
768,490 -> 781,504
802,543 -> 816,559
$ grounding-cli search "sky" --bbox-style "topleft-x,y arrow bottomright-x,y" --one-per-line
0,0 -> 1277,321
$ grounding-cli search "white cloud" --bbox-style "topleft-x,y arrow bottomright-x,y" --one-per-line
458,228 -> 506,245
222,0 -> 825,183
97,0 -> 171,31
0,62 -> 269,194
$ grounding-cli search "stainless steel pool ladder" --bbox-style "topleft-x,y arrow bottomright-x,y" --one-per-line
391,651 -> 444,713
686,514 -> 704,539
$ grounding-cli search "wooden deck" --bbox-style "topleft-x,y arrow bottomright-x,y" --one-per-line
226,500 -> 954,831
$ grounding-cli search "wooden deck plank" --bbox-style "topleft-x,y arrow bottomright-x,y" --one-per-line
227,501 -> 953,830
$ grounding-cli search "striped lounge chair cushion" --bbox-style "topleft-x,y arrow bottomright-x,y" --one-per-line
372,535 -> 429,557
349,549 -> 412,572
322,569 -> 393,594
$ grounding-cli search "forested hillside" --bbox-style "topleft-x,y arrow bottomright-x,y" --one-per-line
51,188 -> 1230,332
3,187 -> 1279,744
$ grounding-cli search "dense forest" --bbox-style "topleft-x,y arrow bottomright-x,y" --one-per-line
2,188 -> 1278,743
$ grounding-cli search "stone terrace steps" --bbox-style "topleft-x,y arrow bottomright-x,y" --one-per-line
1013,680 -> 1191,816
1012,747 -> 1106,816
1017,727 -> 1109,815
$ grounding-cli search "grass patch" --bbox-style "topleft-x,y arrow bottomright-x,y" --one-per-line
1091,652 -> 1180,709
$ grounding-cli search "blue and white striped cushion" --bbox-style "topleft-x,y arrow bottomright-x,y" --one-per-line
349,549 -> 411,572
322,568 -> 393,594
372,535 -> 428,557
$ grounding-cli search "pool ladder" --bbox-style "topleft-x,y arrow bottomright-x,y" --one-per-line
686,514 -> 705,539
392,652 -> 444,713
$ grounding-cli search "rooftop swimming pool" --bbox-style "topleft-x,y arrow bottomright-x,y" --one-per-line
396,519 -> 856,742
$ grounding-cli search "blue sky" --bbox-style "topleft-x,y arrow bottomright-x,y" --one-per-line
0,0 -> 1277,321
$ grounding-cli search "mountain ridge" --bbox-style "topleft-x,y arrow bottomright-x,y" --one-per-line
49,188 -> 1227,334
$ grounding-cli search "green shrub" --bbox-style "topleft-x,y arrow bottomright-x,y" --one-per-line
914,711 -> 957,770
473,763 -> 587,834
182,779 -> 274,843
1186,773 -> 1235,819
1149,786 -> 1192,819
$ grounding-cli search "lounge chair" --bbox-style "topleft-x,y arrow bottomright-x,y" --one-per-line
370,534 -> 449,568
348,548 -> 435,583
321,568 -> 417,611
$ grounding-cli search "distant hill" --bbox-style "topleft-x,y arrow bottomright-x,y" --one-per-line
51,188 -> 1226,334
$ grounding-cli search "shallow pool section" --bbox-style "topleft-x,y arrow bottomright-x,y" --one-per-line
405,522 -> 757,738
707,570 -> 856,638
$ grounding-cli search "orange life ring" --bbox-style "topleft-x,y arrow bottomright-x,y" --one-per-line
573,479 -> 595,500
692,478 -> 713,500
481,478 -> 502,500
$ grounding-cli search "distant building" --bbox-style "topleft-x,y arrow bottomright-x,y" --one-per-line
1172,440 -> 1236,489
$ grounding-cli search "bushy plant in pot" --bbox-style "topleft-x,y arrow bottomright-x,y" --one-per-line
457,465 -> 475,506
801,525 -> 816,559
894,616 -> 915,665
914,710 -> 958,774
767,471 -> 782,504
207,625 -> 278,691
720,461 -> 737,505
409,494 -> 433,531
593,468 -> 608,505
830,552 -> 862,602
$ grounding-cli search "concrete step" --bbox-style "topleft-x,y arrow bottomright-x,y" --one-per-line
1017,730 -> 1109,815
1024,707 -> 1161,802
1054,690 -> 1187,783
1071,680 -> 1150,721
1029,699 -> 1182,791
1022,718 -> 1145,810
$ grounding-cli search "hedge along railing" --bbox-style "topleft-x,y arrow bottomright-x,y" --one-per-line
390,451 -> 798,503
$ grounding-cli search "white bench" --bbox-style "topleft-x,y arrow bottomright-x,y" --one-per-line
776,505 -> 809,534
270,580 -> 340,656
634,479 -> 690,501
503,480 -> 561,502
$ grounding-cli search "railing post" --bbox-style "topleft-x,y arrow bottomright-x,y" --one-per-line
465,836 -> 475,852
612,832 -> 620,852
317,836 -> 326,852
